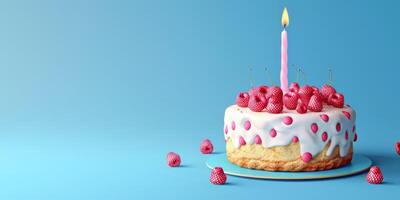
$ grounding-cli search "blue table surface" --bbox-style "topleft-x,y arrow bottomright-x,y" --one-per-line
0,0 -> 400,199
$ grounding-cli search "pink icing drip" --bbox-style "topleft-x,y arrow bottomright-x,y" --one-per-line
320,114 -> 329,122
270,128 -> 277,137
321,132 -> 328,142
311,123 -> 318,133
239,136 -> 246,146
336,123 -> 341,132
342,111 -> 351,120
283,116 -> 293,125
254,135 -> 262,144
244,120 -> 251,130
231,121 -> 236,130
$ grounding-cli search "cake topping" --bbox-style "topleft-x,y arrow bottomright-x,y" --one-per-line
236,92 -> 250,107
244,120 -> 251,130
266,96 -> 283,114
270,128 -> 277,137
320,84 -> 336,102
296,102 -> 307,114
283,91 -> 299,110
395,141 -> 400,155
308,94 -> 323,112
235,83 -> 346,114
321,132 -> 328,142
320,114 -> 329,122
248,95 -> 267,112
301,152 -> 313,162
298,85 -> 314,106
254,135 -> 262,144
345,131 -> 349,140
289,82 -> 300,93
311,123 -> 318,133
353,125 -> 356,132
328,93 -> 345,108
292,136 -> 299,143
265,86 -> 283,100
224,125 -> 228,134
282,116 -> 293,125
354,133 -> 358,142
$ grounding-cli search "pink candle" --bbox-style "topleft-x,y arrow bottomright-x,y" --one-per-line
280,8 -> 289,93
281,29 -> 288,93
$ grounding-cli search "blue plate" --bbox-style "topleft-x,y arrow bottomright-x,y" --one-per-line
206,153 -> 371,180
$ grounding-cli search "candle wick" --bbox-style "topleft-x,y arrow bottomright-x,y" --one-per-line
249,66 -> 254,87
265,67 -> 274,85
328,68 -> 333,85
298,68 -> 308,84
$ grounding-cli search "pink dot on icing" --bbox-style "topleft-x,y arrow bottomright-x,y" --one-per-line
342,111 -> 351,120
354,132 -> 358,142
270,129 -> 277,138
282,116 -> 293,125
345,131 -> 349,140
244,120 -> 251,131
239,136 -> 246,146
224,125 -> 228,134
231,121 -> 236,130
302,152 -> 313,163
292,136 -> 299,143
321,132 -> 328,142
320,114 -> 329,122
254,135 -> 262,144
311,123 -> 318,133
336,123 -> 341,132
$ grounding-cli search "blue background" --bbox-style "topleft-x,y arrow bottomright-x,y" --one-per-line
0,0 -> 399,199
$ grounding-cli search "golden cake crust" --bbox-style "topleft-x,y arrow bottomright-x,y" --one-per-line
226,139 -> 353,171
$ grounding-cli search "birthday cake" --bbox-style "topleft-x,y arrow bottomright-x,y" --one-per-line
224,84 -> 357,171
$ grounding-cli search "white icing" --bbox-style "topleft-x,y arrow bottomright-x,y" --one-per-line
224,104 -> 356,157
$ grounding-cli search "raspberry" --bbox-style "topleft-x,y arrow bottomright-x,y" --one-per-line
266,96 -> 283,114
167,152 -> 181,167
265,86 -> 283,100
308,94 -> 323,112
296,102 -> 307,114
200,139 -> 214,154
236,92 -> 250,107
328,93 -> 344,108
248,95 -> 267,112
289,82 -> 300,93
298,85 -> 314,106
320,84 -> 336,102
283,92 -> 299,110
249,85 -> 268,96
210,167 -> 227,185
366,166 -> 384,184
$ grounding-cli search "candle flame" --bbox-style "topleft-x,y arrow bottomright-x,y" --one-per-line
281,7 -> 289,28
